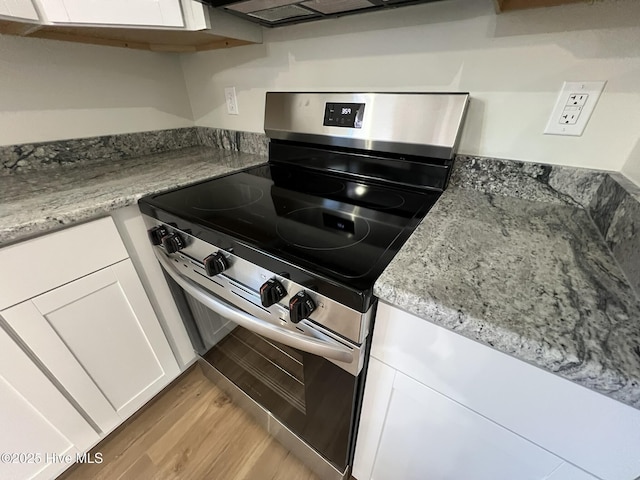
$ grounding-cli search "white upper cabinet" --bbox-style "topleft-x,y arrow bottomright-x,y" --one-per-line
0,0 -> 262,52
0,0 -> 38,20
39,0 -> 185,27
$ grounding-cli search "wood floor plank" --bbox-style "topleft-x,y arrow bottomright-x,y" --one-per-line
59,366 -> 320,480
243,439 -> 318,480
117,453 -> 158,480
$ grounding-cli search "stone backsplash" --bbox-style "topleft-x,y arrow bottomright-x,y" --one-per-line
0,127 -> 269,176
0,128 -> 200,175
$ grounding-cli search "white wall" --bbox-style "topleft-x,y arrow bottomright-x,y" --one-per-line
180,0 -> 640,173
0,35 -> 194,146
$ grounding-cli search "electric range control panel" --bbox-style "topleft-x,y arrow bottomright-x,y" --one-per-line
143,217 -> 373,346
323,102 -> 365,128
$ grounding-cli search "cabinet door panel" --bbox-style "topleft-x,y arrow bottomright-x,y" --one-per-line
353,357 -> 396,480
0,326 -> 98,480
4,259 -> 179,431
32,260 -> 179,419
373,302 -> 640,480
41,0 -> 184,27
371,372 -> 562,480
2,301 -> 119,433
0,377 -> 74,480
39,280 -> 164,412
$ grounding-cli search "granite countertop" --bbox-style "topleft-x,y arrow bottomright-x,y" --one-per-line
0,146 -> 266,246
374,185 -> 640,409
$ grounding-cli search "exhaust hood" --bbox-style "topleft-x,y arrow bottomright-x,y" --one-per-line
197,0 -> 444,27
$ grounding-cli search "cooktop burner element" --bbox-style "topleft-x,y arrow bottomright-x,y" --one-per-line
276,207 -> 371,250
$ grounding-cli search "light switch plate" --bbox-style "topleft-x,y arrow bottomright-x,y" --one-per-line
225,87 -> 239,115
544,81 -> 606,136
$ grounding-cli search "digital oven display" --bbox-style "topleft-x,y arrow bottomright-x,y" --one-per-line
323,103 -> 365,129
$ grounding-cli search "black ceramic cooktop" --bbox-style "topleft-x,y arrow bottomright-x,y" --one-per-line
141,163 -> 440,304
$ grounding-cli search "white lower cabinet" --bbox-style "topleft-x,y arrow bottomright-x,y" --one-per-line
358,359 -> 563,480
0,326 -> 98,480
353,302 -> 638,480
2,259 -> 180,433
0,216 -> 181,479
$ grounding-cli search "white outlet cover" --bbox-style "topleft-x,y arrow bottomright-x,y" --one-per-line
544,81 -> 606,136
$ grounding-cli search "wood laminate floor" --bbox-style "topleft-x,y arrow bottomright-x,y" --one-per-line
59,366 -> 320,480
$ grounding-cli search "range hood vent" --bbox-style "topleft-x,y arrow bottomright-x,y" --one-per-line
197,0 -> 444,27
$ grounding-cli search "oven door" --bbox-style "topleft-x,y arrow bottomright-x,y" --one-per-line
155,249 -> 367,473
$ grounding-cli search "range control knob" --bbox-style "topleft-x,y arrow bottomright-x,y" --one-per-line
289,291 -> 316,324
203,252 -> 228,276
260,279 -> 287,308
148,226 -> 168,246
161,232 -> 185,254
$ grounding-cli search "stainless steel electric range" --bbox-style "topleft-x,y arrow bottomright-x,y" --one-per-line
138,92 -> 469,480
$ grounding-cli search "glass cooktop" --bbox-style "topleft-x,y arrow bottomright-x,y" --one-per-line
142,163 -> 441,294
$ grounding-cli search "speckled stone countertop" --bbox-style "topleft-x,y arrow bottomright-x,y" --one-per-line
374,185 -> 640,409
0,146 -> 265,246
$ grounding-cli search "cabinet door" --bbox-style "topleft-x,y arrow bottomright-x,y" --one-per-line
372,302 -> 640,480
0,0 -> 38,20
368,371 -> 563,480
40,0 -> 184,27
0,325 -> 98,480
2,259 -> 179,434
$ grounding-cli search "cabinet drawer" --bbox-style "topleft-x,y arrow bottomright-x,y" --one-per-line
0,0 -> 39,20
0,217 -> 128,310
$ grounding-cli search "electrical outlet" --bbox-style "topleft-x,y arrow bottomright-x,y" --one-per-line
567,93 -> 588,107
560,106 -> 580,125
225,87 -> 239,115
544,81 -> 606,136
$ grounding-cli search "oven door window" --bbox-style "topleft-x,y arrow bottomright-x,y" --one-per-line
183,292 -> 358,471
186,293 -> 306,413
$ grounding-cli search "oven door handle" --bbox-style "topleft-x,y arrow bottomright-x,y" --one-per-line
155,250 -> 355,364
